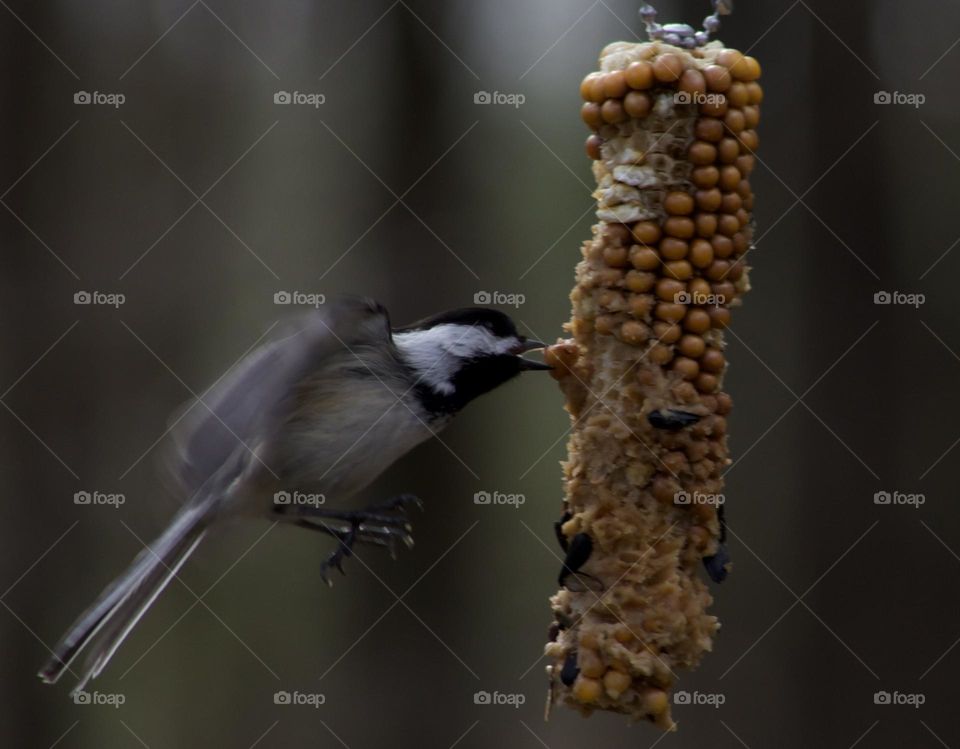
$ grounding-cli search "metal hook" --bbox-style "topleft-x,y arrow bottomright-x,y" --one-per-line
639,1 -> 734,46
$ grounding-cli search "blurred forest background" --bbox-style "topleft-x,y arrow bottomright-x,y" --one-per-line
2,1 -> 960,747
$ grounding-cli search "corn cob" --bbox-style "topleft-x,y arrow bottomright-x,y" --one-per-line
543,36 -> 762,730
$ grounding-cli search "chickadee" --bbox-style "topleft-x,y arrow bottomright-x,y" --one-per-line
39,296 -> 550,693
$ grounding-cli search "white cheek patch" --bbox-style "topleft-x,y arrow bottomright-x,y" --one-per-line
394,325 -> 518,396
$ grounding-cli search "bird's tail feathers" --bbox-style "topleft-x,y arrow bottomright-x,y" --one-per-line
38,501 -> 212,692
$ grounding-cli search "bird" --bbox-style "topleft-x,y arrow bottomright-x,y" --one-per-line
39,296 -> 550,694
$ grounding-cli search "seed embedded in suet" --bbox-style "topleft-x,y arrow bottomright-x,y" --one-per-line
688,141 -> 718,165
739,129 -> 759,152
678,68 -> 707,96
664,191 -> 695,216
695,188 -> 722,212
723,108 -> 746,134
700,348 -> 726,374
653,320 -> 682,344
665,260 -> 693,281
678,334 -> 706,358
626,270 -> 657,293
654,302 -> 686,323
620,320 -> 649,345
672,356 -> 700,381
718,138 -> 740,163
732,56 -> 762,82
581,102 -> 603,129
689,239 -> 714,269
603,244 -> 630,267
603,70 -> 629,99
695,213 -> 718,238
655,278 -> 686,302
692,166 -> 720,188
708,306 -> 731,329
601,99 -> 628,124
664,217 -> 695,239
695,117 -> 725,142
630,245 -> 661,271
624,90 -> 652,119
633,221 -> 662,246
721,192 -> 742,213
718,165 -> 741,191
703,64 -> 732,92
712,234 -> 734,258
659,237 -> 689,261
699,94 -> 728,117
683,308 -> 712,334
585,134 -> 604,160
625,60 -> 655,90
581,72 -> 606,102
695,373 -> 719,394
726,81 -> 749,107
573,676 -> 603,704
652,53 -> 685,82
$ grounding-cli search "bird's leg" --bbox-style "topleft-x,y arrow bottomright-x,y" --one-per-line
275,494 -> 420,532
273,495 -> 422,581
292,519 -> 392,549
317,523 -> 358,587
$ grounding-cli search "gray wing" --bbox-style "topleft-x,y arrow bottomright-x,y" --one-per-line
165,296 -> 391,496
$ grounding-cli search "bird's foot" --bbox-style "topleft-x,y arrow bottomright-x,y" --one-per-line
290,495 -> 423,585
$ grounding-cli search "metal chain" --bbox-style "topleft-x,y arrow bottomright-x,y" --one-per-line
639,1 -> 733,47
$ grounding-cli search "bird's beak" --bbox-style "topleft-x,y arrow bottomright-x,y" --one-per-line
515,338 -> 552,371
